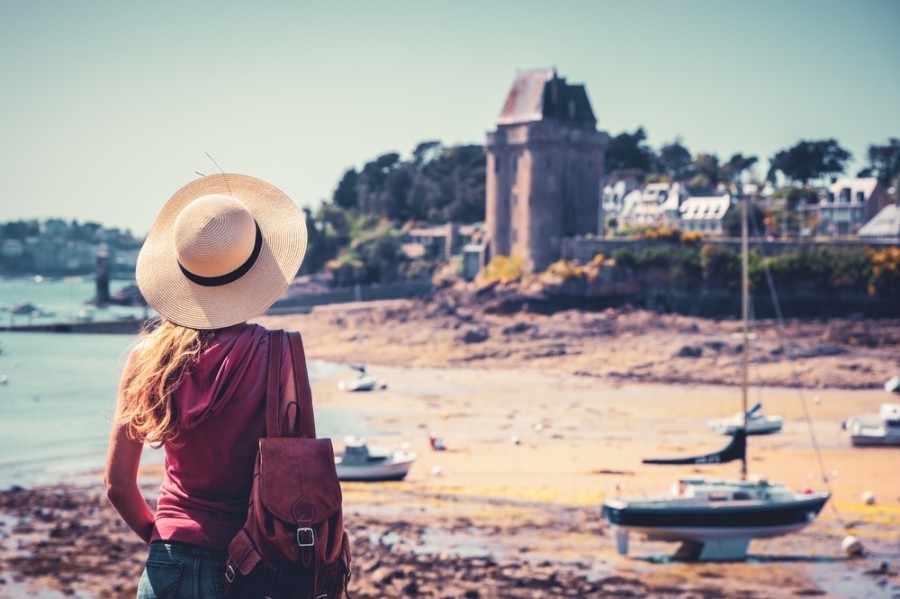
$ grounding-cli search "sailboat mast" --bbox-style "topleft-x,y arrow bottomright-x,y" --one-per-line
740,189 -> 750,481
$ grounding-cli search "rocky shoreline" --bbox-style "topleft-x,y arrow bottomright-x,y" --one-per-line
6,482 -> 896,598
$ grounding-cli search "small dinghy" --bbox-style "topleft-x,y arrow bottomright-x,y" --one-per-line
337,364 -> 384,392
707,402 -> 783,436
334,436 -> 416,482
843,403 -> 900,447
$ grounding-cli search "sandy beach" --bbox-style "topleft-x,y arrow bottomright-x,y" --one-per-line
1,294 -> 898,598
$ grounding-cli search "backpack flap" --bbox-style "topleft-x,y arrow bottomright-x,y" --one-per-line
258,437 -> 343,528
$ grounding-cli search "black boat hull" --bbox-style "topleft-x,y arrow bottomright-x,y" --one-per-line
603,494 -> 829,536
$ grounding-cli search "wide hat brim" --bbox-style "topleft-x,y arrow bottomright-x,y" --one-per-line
136,173 -> 307,330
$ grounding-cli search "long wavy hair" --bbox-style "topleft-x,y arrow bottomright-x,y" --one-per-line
117,319 -> 211,447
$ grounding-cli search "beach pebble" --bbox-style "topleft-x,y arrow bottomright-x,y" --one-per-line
510,435 -> 520,445
813,395 -> 821,404
861,491 -> 876,505
533,423 -> 544,432
430,465 -> 443,476
842,535 -> 864,557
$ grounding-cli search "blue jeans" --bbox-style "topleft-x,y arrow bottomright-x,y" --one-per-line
137,541 -> 228,599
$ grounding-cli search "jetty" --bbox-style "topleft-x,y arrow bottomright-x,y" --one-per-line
0,317 -> 145,335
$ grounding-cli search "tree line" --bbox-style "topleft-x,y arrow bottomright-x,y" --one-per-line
605,130 -> 900,191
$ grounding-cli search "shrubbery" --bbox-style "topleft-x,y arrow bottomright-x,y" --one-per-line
607,243 -> 899,300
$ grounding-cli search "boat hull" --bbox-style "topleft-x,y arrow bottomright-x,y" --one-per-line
850,434 -> 900,447
335,452 -> 416,482
603,493 -> 829,560
603,494 -> 829,535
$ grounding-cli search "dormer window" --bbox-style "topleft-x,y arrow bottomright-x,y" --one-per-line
840,189 -> 851,204
856,191 -> 865,204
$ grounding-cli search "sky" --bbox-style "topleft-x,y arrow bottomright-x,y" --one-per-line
1,1 -> 898,236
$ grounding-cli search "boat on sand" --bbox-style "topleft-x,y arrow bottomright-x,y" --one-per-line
707,402 -> 783,436
334,436 -> 416,482
602,189 -> 830,561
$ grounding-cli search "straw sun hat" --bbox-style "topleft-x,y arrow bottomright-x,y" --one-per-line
136,173 -> 307,330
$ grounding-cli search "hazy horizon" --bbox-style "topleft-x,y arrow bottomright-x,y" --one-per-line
1,1 -> 898,235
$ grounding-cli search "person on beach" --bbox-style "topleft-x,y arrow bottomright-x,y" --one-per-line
104,174 -> 307,598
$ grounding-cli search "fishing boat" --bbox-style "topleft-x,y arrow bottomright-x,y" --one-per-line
337,364 -> 379,392
334,436 -> 417,482
707,401 -> 783,436
843,403 -> 900,447
602,189 -> 830,561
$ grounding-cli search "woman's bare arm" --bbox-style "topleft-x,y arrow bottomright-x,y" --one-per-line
104,348 -> 155,544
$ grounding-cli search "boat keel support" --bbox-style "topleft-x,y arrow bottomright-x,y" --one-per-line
675,537 -> 751,561
615,530 -> 629,556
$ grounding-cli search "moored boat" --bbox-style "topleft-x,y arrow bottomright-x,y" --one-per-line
601,188 -> 830,561
334,436 -> 416,482
843,403 -> 900,447
707,402 -> 783,436
603,477 -> 829,561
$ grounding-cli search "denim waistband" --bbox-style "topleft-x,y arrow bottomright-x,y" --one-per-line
150,540 -> 228,557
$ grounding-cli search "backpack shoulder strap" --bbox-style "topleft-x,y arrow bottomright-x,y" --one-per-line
265,329 -> 285,437
287,331 -> 317,438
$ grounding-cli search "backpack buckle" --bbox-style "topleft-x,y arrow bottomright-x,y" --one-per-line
296,527 -> 316,547
225,564 -> 236,583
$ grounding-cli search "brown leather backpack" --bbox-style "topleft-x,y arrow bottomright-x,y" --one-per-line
224,330 -> 351,598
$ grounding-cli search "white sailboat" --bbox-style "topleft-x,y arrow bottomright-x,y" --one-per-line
602,188 -> 830,561
337,284 -> 385,392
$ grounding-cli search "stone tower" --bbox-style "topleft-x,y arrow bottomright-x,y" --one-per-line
485,69 -> 606,271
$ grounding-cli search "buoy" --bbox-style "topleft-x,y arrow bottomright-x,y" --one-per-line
842,535 -> 864,557
861,491 -> 876,505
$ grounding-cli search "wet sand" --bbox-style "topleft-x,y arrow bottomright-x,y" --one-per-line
1,301 -> 898,597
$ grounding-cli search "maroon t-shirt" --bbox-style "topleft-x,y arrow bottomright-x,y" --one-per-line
150,324 -> 292,550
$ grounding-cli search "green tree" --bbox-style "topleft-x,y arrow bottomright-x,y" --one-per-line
604,127 -> 657,180
332,168 -> 359,210
687,153 -> 720,191
863,138 -> 900,185
657,139 -> 692,180
719,153 -> 758,185
358,152 -> 402,214
767,139 -> 852,185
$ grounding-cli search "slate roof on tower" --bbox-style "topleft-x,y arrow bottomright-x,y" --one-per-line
497,68 -> 596,126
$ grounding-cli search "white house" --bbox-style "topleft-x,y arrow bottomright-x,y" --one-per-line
817,177 -> 890,236
618,182 -> 688,228
679,194 -> 732,234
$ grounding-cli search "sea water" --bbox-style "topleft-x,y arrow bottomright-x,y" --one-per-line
0,275 -> 148,326
0,277 -> 357,490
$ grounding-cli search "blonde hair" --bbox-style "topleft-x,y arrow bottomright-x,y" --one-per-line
118,320 -> 211,447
